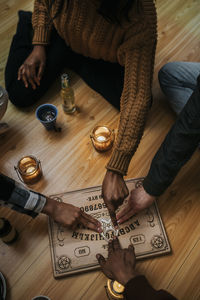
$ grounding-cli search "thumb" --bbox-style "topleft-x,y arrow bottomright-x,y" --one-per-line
117,208 -> 137,225
128,244 -> 135,252
116,202 -> 131,221
96,254 -> 106,267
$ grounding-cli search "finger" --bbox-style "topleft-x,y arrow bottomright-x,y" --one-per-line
81,211 -> 101,227
29,77 -> 37,90
79,214 -> 99,232
96,253 -> 106,267
37,62 -> 45,82
108,239 -> 114,253
104,198 -> 117,226
128,244 -> 135,253
81,212 -> 102,232
21,72 -> 29,88
111,213 -> 117,228
116,204 -> 131,220
128,244 -> 136,261
107,205 -> 118,227
18,66 -> 24,80
30,64 -> 40,87
96,254 -> 114,279
117,208 -> 137,225
26,67 -> 37,90
34,75 -> 40,86
112,237 -> 121,251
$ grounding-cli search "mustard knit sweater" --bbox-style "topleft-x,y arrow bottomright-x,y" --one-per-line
32,0 -> 157,175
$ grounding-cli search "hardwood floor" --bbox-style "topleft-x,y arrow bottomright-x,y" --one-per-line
0,0 -> 200,299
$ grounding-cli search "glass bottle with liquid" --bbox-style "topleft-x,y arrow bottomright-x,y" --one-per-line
61,73 -> 76,114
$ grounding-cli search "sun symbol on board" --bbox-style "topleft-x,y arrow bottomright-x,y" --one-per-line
151,235 -> 164,249
58,256 -> 71,270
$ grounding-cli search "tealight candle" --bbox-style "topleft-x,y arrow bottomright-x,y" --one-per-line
14,155 -> 43,185
107,279 -> 124,299
90,125 -> 115,152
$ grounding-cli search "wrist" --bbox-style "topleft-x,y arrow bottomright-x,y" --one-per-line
33,45 -> 46,52
41,197 -> 56,217
33,45 -> 45,48
117,271 -> 140,286
106,169 -> 123,178
141,186 -> 156,201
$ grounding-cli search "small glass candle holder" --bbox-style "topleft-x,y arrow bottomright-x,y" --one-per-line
14,155 -> 43,185
90,125 -> 115,152
107,279 -> 124,299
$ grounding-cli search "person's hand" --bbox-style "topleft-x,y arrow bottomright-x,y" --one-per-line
42,197 -> 102,232
96,237 -> 139,286
18,45 -> 46,89
102,170 -> 129,226
117,186 -> 156,224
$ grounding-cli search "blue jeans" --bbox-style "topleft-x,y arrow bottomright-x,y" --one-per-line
158,62 -> 200,114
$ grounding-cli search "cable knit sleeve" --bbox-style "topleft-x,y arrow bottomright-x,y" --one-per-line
106,2 -> 157,175
32,0 -> 53,45
107,38 -> 157,175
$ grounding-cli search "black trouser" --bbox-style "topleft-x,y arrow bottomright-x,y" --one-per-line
5,11 -> 124,109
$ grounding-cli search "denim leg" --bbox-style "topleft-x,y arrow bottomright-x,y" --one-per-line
158,62 -> 200,114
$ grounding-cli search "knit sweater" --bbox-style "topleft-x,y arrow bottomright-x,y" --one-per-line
32,0 -> 157,175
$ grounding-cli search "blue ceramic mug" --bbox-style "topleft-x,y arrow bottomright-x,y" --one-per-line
36,104 -> 58,131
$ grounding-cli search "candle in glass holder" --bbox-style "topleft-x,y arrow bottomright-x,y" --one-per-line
90,125 -> 115,152
107,279 -> 124,299
14,155 -> 43,185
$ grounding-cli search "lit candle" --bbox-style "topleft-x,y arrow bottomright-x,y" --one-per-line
90,125 -> 115,152
107,279 -> 124,299
96,135 -> 106,142
14,155 -> 43,185
26,166 -> 36,174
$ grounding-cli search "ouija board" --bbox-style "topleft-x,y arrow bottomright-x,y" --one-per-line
48,178 -> 171,278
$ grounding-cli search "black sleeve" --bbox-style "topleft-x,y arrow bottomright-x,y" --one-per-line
0,173 -> 15,200
124,276 -> 177,300
0,173 -> 46,217
143,75 -> 200,196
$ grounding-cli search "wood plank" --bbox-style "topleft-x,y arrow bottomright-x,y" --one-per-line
168,239 -> 200,300
0,0 -> 200,299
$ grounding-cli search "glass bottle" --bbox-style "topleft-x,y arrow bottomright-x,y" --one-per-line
60,74 -> 76,114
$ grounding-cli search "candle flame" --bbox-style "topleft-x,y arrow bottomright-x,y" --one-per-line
96,135 -> 106,142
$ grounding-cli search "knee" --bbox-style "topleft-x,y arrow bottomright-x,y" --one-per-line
6,81 -> 37,108
158,62 -> 177,90
5,64 -> 36,108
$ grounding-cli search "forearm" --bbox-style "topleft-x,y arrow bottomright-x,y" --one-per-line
0,173 -> 46,217
107,42 -> 156,175
143,77 -> 200,196
125,276 -> 177,300
32,0 -> 53,45
41,197 -> 56,216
